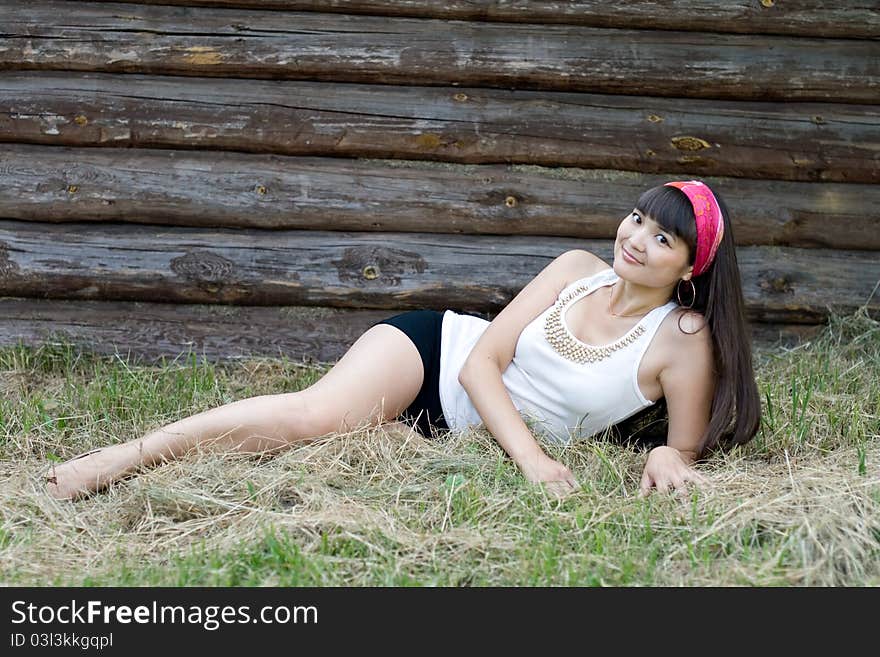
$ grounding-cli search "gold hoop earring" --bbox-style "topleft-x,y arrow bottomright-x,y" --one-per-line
676,279 -> 696,309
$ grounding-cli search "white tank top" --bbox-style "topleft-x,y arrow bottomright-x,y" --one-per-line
438,267 -> 679,444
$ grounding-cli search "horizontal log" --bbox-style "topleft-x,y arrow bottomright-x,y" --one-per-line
0,297 -> 391,365
749,322 -> 824,350
2,73 -> 876,184
85,1 -> 880,39
1,144 -> 878,250
0,297 -> 826,365
2,2 -> 877,102
0,219 -> 877,323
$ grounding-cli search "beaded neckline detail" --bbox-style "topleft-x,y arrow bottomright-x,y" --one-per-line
544,277 -> 648,364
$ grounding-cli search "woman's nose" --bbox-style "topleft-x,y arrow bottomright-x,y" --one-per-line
628,230 -> 647,252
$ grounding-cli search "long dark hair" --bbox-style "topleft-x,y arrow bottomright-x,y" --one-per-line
613,183 -> 761,456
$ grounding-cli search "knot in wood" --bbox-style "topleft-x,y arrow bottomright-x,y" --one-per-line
74,115 -> 88,127
647,114 -> 664,123
671,136 -> 711,152
0,242 -> 19,278
505,196 -> 518,208
333,246 -> 426,287
416,133 -> 443,149
812,115 -> 826,125
170,250 -> 235,285
255,184 -> 268,195
453,93 -> 468,102
761,0 -> 774,7
759,271 -> 794,295
66,185 -> 78,194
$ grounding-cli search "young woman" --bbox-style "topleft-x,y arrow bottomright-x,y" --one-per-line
46,180 -> 761,500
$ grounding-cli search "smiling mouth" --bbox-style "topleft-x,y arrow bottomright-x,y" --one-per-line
622,247 -> 642,264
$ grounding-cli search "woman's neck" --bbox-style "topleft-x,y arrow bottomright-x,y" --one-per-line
607,278 -> 674,318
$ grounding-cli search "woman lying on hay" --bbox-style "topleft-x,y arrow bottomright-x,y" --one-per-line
46,180 -> 760,500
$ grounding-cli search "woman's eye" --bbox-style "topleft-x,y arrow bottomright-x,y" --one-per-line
631,212 -> 670,246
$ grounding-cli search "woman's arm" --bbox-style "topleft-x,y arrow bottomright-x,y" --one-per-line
459,249 -> 603,494
459,360 -> 577,493
639,314 -> 715,495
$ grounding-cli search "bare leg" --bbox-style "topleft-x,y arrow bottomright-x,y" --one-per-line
46,324 -> 425,500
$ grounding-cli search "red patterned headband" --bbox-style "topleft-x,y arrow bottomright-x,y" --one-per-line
664,180 -> 724,277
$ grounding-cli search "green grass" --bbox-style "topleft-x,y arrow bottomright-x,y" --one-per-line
0,308 -> 878,586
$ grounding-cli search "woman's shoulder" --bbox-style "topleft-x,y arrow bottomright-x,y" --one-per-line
558,249 -> 612,288
658,307 -> 713,363
655,308 -> 716,408
672,306 -> 708,331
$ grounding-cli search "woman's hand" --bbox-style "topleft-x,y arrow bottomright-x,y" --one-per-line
518,452 -> 579,498
639,445 -> 707,496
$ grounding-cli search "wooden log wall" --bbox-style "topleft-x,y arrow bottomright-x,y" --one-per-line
0,0 -> 878,364
81,1 -> 880,38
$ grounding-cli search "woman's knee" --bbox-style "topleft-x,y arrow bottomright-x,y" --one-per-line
260,324 -> 426,439
282,389 -> 383,439
250,391 -> 331,442
186,392 -> 331,451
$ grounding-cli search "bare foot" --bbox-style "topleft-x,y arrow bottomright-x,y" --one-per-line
45,446 -> 132,500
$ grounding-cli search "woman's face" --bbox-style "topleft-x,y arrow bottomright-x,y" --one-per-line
613,208 -> 693,287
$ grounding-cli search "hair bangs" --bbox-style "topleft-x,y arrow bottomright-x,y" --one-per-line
636,185 -> 697,264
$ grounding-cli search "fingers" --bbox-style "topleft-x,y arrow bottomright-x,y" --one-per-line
640,470 -> 709,497
549,464 -> 578,495
543,481 -> 567,499
542,478 -> 578,499
639,468 -> 653,497
678,467 -> 709,489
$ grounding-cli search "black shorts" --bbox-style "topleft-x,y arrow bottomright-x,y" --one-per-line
370,309 -> 450,439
